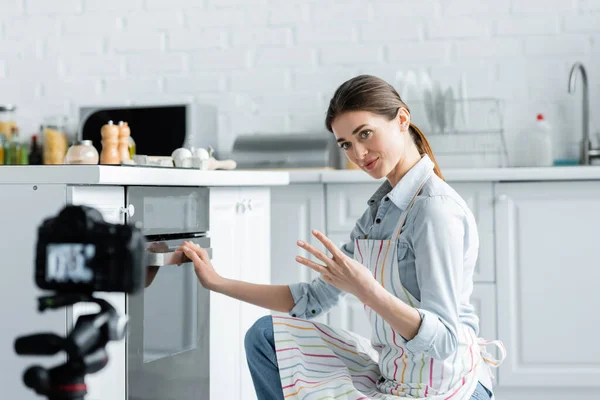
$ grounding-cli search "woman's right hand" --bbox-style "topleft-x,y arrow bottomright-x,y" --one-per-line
180,241 -> 221,290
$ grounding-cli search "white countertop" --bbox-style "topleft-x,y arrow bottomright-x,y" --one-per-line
2,165 -> 600,186
0,165 -> 290,186
290,165 -> 600,183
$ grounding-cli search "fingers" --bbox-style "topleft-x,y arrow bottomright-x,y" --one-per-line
311,230 -> 345,260
297,239 -> 334,267
181,241 -> 209,262
181,245 -> 204,266
295,256 -> 328,275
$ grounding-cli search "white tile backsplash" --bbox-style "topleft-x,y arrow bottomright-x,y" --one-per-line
0,0 -> 598,157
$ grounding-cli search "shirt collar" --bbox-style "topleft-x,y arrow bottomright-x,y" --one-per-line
367,154 -> 435,210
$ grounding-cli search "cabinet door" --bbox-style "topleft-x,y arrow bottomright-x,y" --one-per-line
270,184 -> 327,322
326,183 -> 380,232
68,186 -> 126,400
209,188 -> 242,400
470,283 -> 498,383
450,183 -> 495,282
239,187 -> 272,400
1,184 -> 67,400
323,233 -> 372,339
495,182 -> 600,387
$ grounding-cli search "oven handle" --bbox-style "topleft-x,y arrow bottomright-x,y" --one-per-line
146,237 -> 212,267
146,247 -> 213,267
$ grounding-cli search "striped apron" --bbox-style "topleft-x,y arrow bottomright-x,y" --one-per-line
273,171 -> 505,399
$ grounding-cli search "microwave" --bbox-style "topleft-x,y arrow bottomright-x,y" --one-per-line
78,103 -> 217,158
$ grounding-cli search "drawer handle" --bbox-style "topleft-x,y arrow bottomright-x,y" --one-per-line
119,204 -> 135,217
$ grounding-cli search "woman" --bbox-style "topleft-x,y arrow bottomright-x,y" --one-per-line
179,75 -> 505,399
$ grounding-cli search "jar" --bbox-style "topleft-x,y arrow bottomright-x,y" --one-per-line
42,116 -> 69,165
65,140 -> 99,165
0,105 -> 18,142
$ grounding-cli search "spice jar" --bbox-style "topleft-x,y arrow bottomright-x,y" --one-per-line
0,105 -> 18,142
65,140 -> 99,165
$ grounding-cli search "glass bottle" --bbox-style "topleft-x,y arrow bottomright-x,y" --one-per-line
0,134 -> 6,165
5,128 -> 21,165
128,135 -> 136,158
19,137 -> 29,165
28,134 -> 43,165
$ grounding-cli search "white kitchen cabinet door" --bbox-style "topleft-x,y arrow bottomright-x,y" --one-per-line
238,187 -> 272,400
67,186 -> 126,400
495,182 -> 600,387
1,185 -> 68,400
326,183 -> 380,232
450,182 -> 495,282
209,187 -> 272,400
270,184 -> 327,322
209,188 -> 242,400
470,283 -> 498,383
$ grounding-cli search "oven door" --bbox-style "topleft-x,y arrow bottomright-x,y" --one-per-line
127,237 -> 211,400
127,236 -> 211,400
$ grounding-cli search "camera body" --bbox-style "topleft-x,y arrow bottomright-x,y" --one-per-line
35,205 -> 146,294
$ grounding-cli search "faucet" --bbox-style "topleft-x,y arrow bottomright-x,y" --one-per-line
568,62 -> 600,165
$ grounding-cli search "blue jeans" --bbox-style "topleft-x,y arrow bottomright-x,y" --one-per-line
245,316 -> 493,400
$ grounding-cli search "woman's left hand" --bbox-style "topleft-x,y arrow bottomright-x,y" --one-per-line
296,230 -> 379,301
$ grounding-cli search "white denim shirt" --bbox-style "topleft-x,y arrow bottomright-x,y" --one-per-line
288,155 -> 480,360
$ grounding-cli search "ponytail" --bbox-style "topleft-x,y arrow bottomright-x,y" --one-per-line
409,122 -> 444,181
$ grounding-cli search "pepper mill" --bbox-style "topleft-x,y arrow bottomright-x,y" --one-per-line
100,120 -> 120,165
118,121 -> 131,162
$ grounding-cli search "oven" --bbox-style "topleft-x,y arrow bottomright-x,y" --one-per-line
126,186 -> 211,400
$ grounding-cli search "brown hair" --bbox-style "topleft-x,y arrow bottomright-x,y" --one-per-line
325,74 -> 444,180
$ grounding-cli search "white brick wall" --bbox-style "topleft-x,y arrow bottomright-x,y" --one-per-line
0,0 -> 598,162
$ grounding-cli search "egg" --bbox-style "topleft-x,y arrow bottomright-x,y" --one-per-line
192,147 -> 210,160
171,148 -> 192,163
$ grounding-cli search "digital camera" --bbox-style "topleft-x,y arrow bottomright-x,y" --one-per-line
34,205 -> 146,294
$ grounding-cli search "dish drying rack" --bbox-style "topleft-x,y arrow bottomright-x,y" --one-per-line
409,98 -> 508,168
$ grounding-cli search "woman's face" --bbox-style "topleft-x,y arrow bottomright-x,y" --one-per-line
331,109 -> 410,180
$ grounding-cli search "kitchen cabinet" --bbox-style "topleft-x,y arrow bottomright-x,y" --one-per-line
495,181 -> 600,387
449,182 -> 495,282
67,186 -> 127,400
326,183 -> 379,232
0,184 -> 68,400
270,184 -> 327,323
0,184 -> 128,400
209,187 -> 271,400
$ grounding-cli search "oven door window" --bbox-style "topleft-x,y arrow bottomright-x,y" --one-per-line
143,262 -> 197,363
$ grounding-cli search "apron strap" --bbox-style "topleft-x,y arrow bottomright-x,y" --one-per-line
392,170 -> 434,240
477,338 -> 507,368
